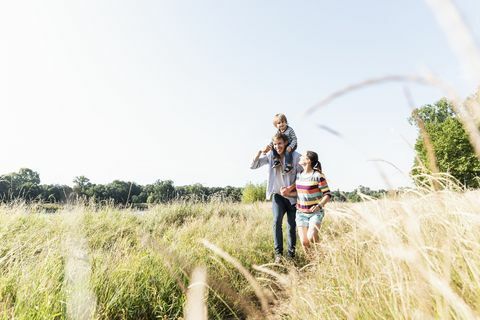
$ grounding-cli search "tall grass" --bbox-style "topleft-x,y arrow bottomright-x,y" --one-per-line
273,189 -> 480,319
0,202 -> 274,319
0,209 -> 66,318
1,192 -> 479,319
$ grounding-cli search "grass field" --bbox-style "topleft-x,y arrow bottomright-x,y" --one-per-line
1,189 -> 479,319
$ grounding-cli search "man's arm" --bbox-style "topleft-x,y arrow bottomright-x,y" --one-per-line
250,150 -> 270,169
280,184 -> 297,197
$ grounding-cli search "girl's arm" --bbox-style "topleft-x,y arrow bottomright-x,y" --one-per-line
309,194 -> 331,212
309,173 -> 332,212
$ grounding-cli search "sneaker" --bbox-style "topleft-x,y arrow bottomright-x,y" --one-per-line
284,165 -> 293,173
287,251 -> 295,260
272,160 -> 281,169
274,254 -> 282,264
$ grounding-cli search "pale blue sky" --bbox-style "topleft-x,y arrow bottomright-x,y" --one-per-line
1,1 -> 479,190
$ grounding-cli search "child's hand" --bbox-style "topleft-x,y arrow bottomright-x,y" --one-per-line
286,146 -> 292,153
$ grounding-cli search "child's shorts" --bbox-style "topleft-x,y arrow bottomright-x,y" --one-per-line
296,210 -> 324,228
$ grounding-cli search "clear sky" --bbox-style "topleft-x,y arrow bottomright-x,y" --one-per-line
1,1 -> 480,191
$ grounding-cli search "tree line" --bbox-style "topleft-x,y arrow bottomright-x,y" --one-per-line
0,170 -> 242,205
0,168 -> 390,206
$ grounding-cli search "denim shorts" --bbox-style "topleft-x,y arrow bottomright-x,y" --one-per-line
296,210 -> 325,228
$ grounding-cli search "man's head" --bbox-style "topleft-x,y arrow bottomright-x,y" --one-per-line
272,132 -> 289,155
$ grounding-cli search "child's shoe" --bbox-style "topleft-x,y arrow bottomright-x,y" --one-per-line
272,160 -> 281,168
284,164 -> 293,173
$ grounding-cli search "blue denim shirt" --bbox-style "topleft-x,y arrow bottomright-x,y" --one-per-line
250,151 -> 301,205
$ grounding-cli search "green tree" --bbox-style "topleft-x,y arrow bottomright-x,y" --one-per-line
73,176 -> 93,198
39,184 -> 73,203
0,168 -> 41,200
184,183 -> 207,201
105,180 -> 131,204
410,99 -> 480,188
146,180 -> 175,203
241,182 -> 266,203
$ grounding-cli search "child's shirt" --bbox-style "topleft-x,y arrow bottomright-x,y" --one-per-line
270,125 -> 298,150
295,171 -> 331,213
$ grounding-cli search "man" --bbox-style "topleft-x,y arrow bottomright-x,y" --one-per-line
250,132 -> 301,263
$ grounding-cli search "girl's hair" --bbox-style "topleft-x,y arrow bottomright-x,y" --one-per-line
273,113 -> 288,126
306,151 -> 322,173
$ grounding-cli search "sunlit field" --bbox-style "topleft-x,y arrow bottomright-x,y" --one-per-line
1,189 -> 479,319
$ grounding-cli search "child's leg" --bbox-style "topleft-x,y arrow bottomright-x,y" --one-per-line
283,147 -> 293,172
285,149 -> 292,166
307,223 -> 321,244
297,226 -> 310,251
272,146 -> 280,160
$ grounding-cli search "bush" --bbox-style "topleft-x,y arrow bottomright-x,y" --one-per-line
241,182 -> 266,203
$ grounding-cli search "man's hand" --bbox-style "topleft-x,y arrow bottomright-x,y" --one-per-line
286,146 -> 292,153
262,145 -> 271,154
281,185 -> 295,197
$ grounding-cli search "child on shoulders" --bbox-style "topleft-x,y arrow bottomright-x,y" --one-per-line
264,113 -> 298,173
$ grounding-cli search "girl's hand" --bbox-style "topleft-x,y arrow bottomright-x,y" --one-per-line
280,187 -> 288,196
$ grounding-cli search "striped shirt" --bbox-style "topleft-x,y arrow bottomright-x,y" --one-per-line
295,171 -> 331,212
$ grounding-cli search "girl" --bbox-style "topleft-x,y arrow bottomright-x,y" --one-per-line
281,151 -> 331,252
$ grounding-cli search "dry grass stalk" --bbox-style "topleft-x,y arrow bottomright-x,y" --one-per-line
304,74 -> 435,116
252,264 -> 290,288
465,91 -> 480,125
184,267 -> 208,320
424,0 -> 480,160
306,73 -> 480,163
424,0 -> 480,85
276,190 -> 480,319
200,239 -> 272,316
404,86 -> 441,190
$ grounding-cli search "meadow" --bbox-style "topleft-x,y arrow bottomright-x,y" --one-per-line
1,188 -> 480,319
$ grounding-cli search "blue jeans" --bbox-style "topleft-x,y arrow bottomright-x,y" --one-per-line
272,194 -> 297,257
272,147 -> 294,167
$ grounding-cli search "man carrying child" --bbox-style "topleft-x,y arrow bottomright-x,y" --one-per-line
250,132 -> 301,263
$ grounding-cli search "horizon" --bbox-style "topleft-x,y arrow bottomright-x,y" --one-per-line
0,166 -> 392,193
